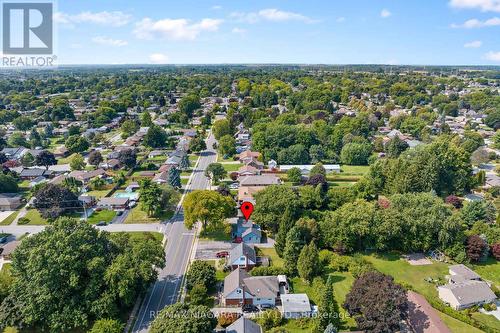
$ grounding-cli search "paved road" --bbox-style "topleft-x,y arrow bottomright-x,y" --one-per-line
132,132 -> 217,332
0,223 -> 164,237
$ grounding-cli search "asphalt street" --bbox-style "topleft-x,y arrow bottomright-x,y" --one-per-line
131,132 -> 217,332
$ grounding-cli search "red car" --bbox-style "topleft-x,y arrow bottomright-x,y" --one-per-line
232,237 -> 243,243
216,251 -> 229,258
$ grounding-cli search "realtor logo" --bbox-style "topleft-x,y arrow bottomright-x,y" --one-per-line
2,2 -> 53,54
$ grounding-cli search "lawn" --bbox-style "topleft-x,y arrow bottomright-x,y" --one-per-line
471,258 -> 500,288
339,165 -> 370,175
0,211 -> 19,226
221,163 -> 243,173
124,205 -> 173,224
199,224 -> 232,241
57,153 -> 77,165
123,231 -> 164,243
189,154 -> 199,164
181,170 -> 193,177
85,189 -> 111,198
86,209 -> 116,224
255,247 -> 284,267
22,209 -> 48,225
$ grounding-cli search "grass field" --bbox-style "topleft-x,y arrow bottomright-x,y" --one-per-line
22,209 -> 48,225
221,162 -> 243,173
86,209 -> 116,224
0,211 -> 19,226
85,189 -> 111,198
123,231 -> 164,243
471,258 -> 500,288
124,205 -> 173,224
339,165 -> 370,175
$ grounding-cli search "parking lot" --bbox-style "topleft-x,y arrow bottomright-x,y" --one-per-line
195,240 -> 232,260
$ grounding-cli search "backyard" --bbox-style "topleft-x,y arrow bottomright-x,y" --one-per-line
124,205 -> 174,224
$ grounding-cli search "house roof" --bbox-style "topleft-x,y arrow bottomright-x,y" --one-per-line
449,264 -> 481,281
239,150 -> 260,160
229,243 -> 256,265
238,165 -> 259,174
0,193 -> 22,205
69,168 -> 105,181
223,268 -> 250,297
439,280 -> 496,306
226,317 -> 262,333
238,186 -> 265,202
20,168 -> 52,178
281,294 -> 312,314
243,276 -> 279,299
239,175 -> 280,187
242,226 -> 261,239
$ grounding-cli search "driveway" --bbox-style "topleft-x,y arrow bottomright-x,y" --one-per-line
111,209 -> 130,224
195,240 -> 232,260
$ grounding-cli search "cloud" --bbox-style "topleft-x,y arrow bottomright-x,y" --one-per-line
231,27 -> 247,34
92,36 -> 128,47
149,53 -> 169,64
54,11 -> 132,27
336,17 -> 346,22
451,16 -> 500,27
449,0 -> 500,12
380,9 -> 392,18
464,40 -> 483,48
230,8 -> 317,24
134,17 -> 223,40
211,5 -> 222,10
484,51 -> 500,61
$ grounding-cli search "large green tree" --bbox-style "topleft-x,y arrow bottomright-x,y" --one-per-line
150,303 -> 216,333
182,190 -> 234,230
204,163 -> 227,184
144,125 -> 168,148
139,179 -> 163,216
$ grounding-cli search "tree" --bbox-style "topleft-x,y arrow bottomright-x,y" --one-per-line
29,128 -> 42,148
178,94 -> 201,119
461,200 -> 496,226
144,125 -> 168,148
88,151 -> 103,167
492,243 -> 500,260
0,152 -> 7,164
204,163 -> 227,184
253,185 -> 301,234
121,119 -> 139,139
168,167 -> 181,188
8,132 -> 28,147
139,179 -> 163,217
118,149 -> 137,169
217,135 -> 236,157
340,142 -> 372,165
189,136 -> 207,153
283,227 -> 305,276
12,116 -> 33,131
183,190 -> 234,230
275,208 -> 297,257
89,319 -> 124,333
20,152 -> 34,167
344,271 -> 408,333
34,150 -> 56,170
65,135 -> 90,153
386,136 -> 409,158
317,278 -> 341,331
287,167 -> 302,184
33,183 -> 80,219
445,195 -> 463,208
297,242 -> 320,283
70,153 -> 86,170
310,163 -> 326,177
186,260 -> 216,291
257,310 -> 283,331
179,154 -> 190,170
189,283 -> 208,306
141,111 -> 153,127
0,219 -> 165,332
212,119 -> 232,140
150,303 -> 216,333
466,235 -> 487,262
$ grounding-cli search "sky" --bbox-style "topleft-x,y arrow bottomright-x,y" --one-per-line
50,0 -> 500,65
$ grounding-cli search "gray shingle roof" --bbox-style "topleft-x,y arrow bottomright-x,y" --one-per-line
449,264 -> 481,280
226,317 -> 262,333
440,280 -> 496,306
229,243 -> 256,265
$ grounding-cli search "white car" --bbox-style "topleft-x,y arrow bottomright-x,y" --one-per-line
229,183 -> 239,189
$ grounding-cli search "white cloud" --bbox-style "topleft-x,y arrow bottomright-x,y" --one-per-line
134,17 -> 223,40
92,36 -> 128,47
451,16 -> 500,27
149,53 -> 169,64
464,40 -> 483,47
449,0 -> 500,12
211,5 -> 222,10
231,27 -> 247,34
484,51 -> 500,61
230,8 -> 317,24
54,11 -> 132,27
380,9 -> 392,18
336,17 -> 346,23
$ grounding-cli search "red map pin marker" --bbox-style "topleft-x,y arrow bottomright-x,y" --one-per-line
240,201 -> 254,221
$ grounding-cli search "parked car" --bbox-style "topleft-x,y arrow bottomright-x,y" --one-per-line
216,251 -> 229,258
96,221 -> 107,226
258,304 -> 276,311
229,183 -> 239,189
232,237 -> 243,243
242,304 -> 259,313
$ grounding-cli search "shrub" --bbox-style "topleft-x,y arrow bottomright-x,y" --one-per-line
250,266 -> 287,276
257,310 -> 282,330
217,312 -> 240,328
17,217 -> 29,225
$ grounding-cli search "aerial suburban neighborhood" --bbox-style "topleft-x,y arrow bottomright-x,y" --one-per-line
0,1 -> 500,333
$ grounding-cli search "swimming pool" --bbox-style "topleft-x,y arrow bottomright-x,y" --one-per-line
114,192 -> 139,200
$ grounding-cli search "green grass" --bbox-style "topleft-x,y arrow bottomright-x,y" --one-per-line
22,209 -> 48,225
86,209 -> 116,224
124,205 -> 173,224
339,165 -> 370,175
57,153 -> 77,165
123,231 -> 164,243
85,189 -> 111,198
181,178 -> 189,185
189,154 -> 199,164
255,247 -> 284,267
181,170 -> 193,177
221,163 -> 243,172
199,225 -> 231,241
1,262 -> 11,274
471,258 -> 500,288
0,211 -> 19,225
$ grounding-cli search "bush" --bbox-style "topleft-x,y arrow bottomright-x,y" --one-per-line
186,260 -> 216,291
328,253 -> 352,272
17,217 -> 29,225
257,310 -> 282,330
250,266 -> 287,276
217,312 -> 240,328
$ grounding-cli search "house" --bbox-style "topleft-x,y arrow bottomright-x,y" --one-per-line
29,176 -> 47,188
244,159 -> 264,170
238,150 -> 261,164
230,218 -> 262,244
1,147 -> 27,160
225,317 -> 262,333
0,193 -> 23,211
153,171 -> 170,184
125,182 -> 140,192
19,168 -> 53,180
438,281 -> 496,310
281,294 -> 312,319
268,159 -> 278,170
222,268 -> 280,306
237,186 -> 265,204
69,169 -> 107,184
148,150 -> 166,159
0,240 -> 21,260
53,145 -> 69,158
239,175 -> 281,187
78,195 -> 96,207
237,165 -> 260,177
97,197 -> 129,211
99,159 -> 121,170
438,265 -> 496,310
228,243 -> 256,270
166,150 -> 187,168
